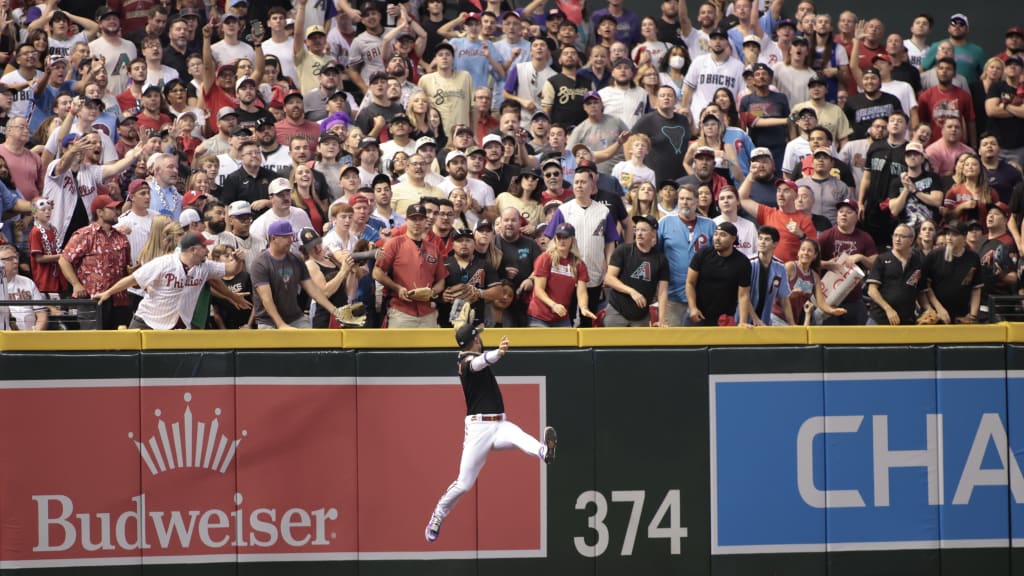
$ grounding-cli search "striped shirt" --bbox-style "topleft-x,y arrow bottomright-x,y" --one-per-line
133,252 -> 227,330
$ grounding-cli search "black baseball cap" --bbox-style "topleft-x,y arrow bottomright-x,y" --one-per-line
407,204 -> 428,218
709,25 -> 730,38
299,227 -> 321,249
554,222 -> 575,238
452,227 -> 474,240
455,322 -> 483,347
632,214 -> 658,229
716,221 -> 738,236
371,173 -> 391,187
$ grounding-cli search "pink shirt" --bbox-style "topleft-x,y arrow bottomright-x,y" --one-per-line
925,140 -> 974,176
0,144 -> 42,201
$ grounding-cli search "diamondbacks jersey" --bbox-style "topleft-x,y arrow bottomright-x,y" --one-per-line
133,252 -> 227,329
597,85 -> 648,129
683,54 -> 745,122
458,351 -> 504,415
549,200 -> 617,288
506,62 -> 556,126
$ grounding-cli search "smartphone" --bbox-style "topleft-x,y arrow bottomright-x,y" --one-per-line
252,20 -> 264,38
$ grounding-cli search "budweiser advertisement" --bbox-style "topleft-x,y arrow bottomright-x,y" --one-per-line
0,377 -> 547,569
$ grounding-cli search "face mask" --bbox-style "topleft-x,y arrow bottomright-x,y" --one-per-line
669,55 -> 686,69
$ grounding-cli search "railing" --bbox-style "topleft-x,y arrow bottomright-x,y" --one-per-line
0,298 -> 102,330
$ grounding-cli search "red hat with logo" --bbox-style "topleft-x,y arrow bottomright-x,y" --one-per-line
182,190 -> 204,206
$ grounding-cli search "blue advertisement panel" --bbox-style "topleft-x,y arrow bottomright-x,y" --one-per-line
711,369 -> 1018,555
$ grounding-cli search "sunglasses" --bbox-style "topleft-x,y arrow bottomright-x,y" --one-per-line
544,171 -> 561,178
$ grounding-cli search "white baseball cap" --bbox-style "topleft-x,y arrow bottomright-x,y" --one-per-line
179,208 -> 201,226
482,133 -> 503,147
268,177 -> 292,196
228,200 -> 251,217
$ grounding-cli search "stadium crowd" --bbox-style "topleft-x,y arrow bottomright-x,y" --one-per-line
0,0 -> 1022,329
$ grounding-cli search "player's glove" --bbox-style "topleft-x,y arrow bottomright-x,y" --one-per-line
333,303 -> 367,327
450,298 -> 475,329
407,287 -> 434,302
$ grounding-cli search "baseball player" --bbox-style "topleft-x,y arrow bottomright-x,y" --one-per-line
425,305 -> 558,543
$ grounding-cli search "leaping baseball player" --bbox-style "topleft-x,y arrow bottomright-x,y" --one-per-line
425,300 -> 558,543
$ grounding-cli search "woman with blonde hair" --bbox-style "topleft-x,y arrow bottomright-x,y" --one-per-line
495,168 -> 543,234
972,57 -> 1005,134
526,223 -> 597,327
185,170 -> 211,199
290,163 -> 328,234
627,181 -> 658,219
635,63 -> 661,111
683,110 -> 743,183
136,216 -> 182,269
943,154 -> 999,230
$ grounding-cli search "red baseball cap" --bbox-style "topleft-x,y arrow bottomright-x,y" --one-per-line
774,178 -> 798,192
182,190 -> 204,206
90,195 -> 123,213
347,193 -> 369,206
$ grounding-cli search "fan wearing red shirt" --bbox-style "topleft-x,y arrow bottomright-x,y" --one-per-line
738,176 -> 817,262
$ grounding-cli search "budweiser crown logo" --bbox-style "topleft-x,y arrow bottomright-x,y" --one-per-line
129,393 -> 247,475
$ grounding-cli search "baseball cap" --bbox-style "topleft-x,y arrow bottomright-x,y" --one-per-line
341,164 -> 360,177
990,202 -> 1011,217
452,227 -> 474,241
547,7 -> 565,19
90,195 -> 122,213
751,62 -> 774,76
797,107 -> 818,118
743,34 -> 761,45
571,143 -> 591,156
179,208 -> 201,226
228,200 -> 251,217
455,322 -> 483,348
267,220 -> 296,238
1007,26 -> 1024,37
182,190 -> 204,206
777,17 -> 796,29
811,147 -> 833,158
60,133 -> 78,149
347,193 -> 369,206
791,36 -> 809,45
230,126 -> 253,138
950,13 -> 969,26
541,157 -> 562,171
808,74 -> 827,87
391,113 -> 412,126
836,198 -> 859,213
872,53 -> 892,64
502,10 -> 521,21
435,42 -> 455,56
360,1 -> 383,14
465,146 -> 485,157
530,110 -> 550,122
235,75 -> 256,90
632,214 -> 659,229
716,221 -> 738,236
217,106 -> 238,121
179,231 -> 213,250
475,218 -> 493,231
221,12 -> 239,21
48,54 -> 68,67
368,70 -> 389,84
750,147 -> 773,160
359,137 -> 380,149
658,179 -> 678,190
299,227 -> 321,249
305,25 -> 326,37
943,221 -> 968,236
95,5 -> 117,20
126,179 -> 149,199
576,160 -> 598,174
33,198 -> 52,210
268,177 -> 292,196
519,167 -> 542,179
774,178 -> 798,192
254,116 -> 275,130
862,67 -> 881,78
709,25 -> 730,38
406,204 -> 428,219
905,141 -> 925,154
284,90 -> 304,103
482,133 -> 503,147
317,132 -> 341,146
415,136 -> 437,150
694,146 -> 716,158
179,8 -> 199,19
554,222 -> 576,238
464,11 -> 481,21
583,90 -> 602,102
966,219 -> 984,231
1006,56 -> 1024,68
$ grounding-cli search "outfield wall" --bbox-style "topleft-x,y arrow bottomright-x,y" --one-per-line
2,326 -> 1023,575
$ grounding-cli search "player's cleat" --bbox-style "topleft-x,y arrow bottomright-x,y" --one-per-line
425,512 -> 443,542
543,426 -> 558,464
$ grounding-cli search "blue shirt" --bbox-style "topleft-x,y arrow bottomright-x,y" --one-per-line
451,37 -> 501,88
149,182 -> 182,220
728,12 -> 779,59
743,255 -> 790,324
30,80 -> 75,133
657,214 -> 716,302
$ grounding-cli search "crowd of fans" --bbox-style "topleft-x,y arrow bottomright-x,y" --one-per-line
0,0 -> 1022,330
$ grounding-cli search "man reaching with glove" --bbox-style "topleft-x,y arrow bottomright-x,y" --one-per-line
372,204 -> 450,328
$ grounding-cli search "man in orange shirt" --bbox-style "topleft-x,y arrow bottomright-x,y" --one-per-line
737,176 -> 817,261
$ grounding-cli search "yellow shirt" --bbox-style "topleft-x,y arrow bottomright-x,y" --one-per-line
391,181 -> 443,216
417,71 -> 473,140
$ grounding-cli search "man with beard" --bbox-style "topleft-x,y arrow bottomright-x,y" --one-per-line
980,134 -> 1024,205
504,37 -> 556,127
46,133 -> 143,244
391,153 -> 443,215
59,195 -> 132,329
495,206 -> 542,327
681,26 -> 744,130
202,202 -> 234,245
373,203 -> 448,328
480,133 -> 520,195
843,67 -> 904,141
163,14 -> 192,81
346,1 -> 387,95
254,118 -> 290,175
538,158 -> 571,205
89,6 -> 138,95
567,91 -> 628,174
985,57 -> 1024,167
235,76 -> 275,129
214,127 -> 251,187
839,116 -> 888,190
116,179 -> 158,267
148,153 -> 184,219
603,214 -> 669,327
220,141 -> 279,209
302,62 -> 343,123
380,113 -> 416,175
275,91 -> 320,146
658,186 -> 715,326
686,221 -> 751,326
249,178 -> 314,253
0,116 -> 42,202
920,13 -> 985,84
355,71 -> 405,135
633,85 -> 690,183
677,146 -> 730,200
678,2 -> 717,60
437,226 -> 502,328
740,63 -> 790,174
597,57 -> 647,130
115,58 -> 147,118
977,202 -> 1020,314
916,58 -> 973,146
795,147 -> 851,226
921,221 -> 982,324
859,111 -> 910,246
541,44 -> 589,128
196,108 -> 238,158
738,177 -> 817,262
880,141 -> 943,229
440,151 -> 497,223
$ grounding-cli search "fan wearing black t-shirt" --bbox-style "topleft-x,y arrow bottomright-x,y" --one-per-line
686,221 -> 752,326
603,214 -> 669,326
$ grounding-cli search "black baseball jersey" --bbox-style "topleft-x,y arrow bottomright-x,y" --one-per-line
866,249 -> 925,325
458,352 -> 504,415
922,248 -> 982,319
437,255 -> 500,328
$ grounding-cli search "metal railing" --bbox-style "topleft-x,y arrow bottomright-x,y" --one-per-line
0,299 -> 102,330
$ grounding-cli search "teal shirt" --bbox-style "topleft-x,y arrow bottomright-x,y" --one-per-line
920,40 -> 986,83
